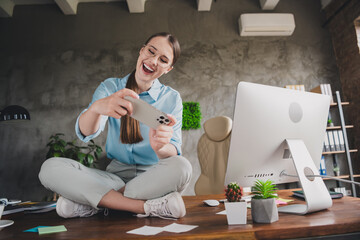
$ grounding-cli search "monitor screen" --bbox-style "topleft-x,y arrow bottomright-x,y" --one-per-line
225,82 -> 330,188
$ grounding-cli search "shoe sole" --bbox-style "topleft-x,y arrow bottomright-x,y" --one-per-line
172,192 -> 186,218
56,197 -> 67,218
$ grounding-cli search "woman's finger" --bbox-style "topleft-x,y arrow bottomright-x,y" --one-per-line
116,88 -> 139,99
166,114 -> 177,127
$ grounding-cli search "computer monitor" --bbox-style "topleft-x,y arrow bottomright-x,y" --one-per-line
225,82 -> 332,214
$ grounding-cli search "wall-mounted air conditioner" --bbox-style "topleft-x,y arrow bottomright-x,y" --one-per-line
239,13 -> 295,36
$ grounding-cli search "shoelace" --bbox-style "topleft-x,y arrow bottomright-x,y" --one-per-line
147,199 -> 177,220
104,208 -> 109,216
74,204 -> 98,217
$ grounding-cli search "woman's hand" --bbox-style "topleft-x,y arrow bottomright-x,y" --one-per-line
78,88 -> 138,136
89,88 -> 139,118
149,114 -> 178,158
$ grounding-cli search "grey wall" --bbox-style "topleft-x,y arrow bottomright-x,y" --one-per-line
0,0 -> 341,200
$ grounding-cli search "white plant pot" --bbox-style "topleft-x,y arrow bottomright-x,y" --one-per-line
251,198 -> 279,223
224,201 -> 247,225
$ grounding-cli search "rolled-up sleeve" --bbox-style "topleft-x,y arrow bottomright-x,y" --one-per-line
75,109 -> 108,143
170,94 -> 183,155
75,80 -> 113,143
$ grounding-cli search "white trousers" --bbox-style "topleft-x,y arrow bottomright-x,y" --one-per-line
38,156 -> 192,209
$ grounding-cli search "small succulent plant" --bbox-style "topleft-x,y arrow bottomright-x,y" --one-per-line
252,179 -> 277,199
225,182 -> 243,202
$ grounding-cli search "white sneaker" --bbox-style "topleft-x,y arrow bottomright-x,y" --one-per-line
56,196 -> 99,218
138,192 -> 186,219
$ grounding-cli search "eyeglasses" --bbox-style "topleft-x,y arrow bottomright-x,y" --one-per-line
142,45 -> 172,69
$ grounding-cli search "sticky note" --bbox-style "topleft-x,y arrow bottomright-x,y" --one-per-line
277,198 -> 294,203
276,199 -> 288,205
24,226 -> 49,232
38,225 -> 67,235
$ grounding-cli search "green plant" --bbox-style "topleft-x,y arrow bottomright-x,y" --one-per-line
327,119 -> 333,124
46,133 -> 102,167
182,102 -> 202,130
252,180 -> 277,199
225,182 -> 243,202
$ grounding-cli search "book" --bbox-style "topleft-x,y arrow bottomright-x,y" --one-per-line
319,156 -> 327,175
324,132 -> 330,152
333,187 -> 347,196
292,190 -> 343,199
327,131 -> 336,152
3,201 -> 56,215
337,130 -> 345,151
325,84 -> 334,103
332,130 -> 340,151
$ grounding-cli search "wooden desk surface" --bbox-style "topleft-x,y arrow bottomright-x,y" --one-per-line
1,189 -> 360,239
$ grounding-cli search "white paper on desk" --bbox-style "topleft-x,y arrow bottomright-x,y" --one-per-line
216,210 -> 227,215
126,226 -> 164,236
162,223 -> 198,233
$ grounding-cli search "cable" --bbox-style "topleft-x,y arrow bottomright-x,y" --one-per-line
280,171 -> 360,186
310,174 -> 360,186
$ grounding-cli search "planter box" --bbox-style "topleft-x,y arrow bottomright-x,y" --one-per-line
251,198 -> 278,223
224,201 -> 247,225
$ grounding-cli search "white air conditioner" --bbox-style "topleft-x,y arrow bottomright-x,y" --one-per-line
239,13 -> 295,36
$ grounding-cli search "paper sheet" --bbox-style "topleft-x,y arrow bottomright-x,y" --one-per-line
162,223 -> 198,233
216,210 -> 227,215
127,223 -> 199,236
127,226 -> 164,236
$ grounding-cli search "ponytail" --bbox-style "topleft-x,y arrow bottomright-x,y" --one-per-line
120,70 -> 144,144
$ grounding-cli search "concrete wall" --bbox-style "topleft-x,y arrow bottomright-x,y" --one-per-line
0,0 -> 341,200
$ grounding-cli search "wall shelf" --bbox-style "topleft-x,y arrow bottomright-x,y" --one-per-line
324,92 -> 357,197
323,149 -> 358,155
326,125 -> 354,130
330,102 -> 349,107
323,174 -> 360,180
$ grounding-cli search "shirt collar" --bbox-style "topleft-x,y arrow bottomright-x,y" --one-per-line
144,78 -> 162,101
122,74 -> 162,101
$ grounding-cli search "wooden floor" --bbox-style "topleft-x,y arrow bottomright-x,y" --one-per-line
1,189 -> 360,239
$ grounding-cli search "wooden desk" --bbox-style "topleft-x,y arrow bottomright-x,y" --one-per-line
1,189 -> 360,239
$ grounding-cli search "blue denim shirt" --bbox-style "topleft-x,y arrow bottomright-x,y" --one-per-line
75,74 -> 183,165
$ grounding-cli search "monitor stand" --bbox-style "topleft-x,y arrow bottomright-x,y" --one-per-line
278,139 -> 332,215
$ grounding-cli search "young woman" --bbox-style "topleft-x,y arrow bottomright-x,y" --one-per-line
39,32 -> 192,219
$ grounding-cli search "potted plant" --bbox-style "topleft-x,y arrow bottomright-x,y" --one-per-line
327,119 -> 334,127
251,179 -> 279,223
224,182 -> 247,225
333,166 -> 340,176
46,133 -> 102,167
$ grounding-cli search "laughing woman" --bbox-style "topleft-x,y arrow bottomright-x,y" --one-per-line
39,32 -> 192,219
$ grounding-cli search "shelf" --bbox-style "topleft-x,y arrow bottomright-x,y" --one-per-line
323,174 -> 360,180
326,125 -> 354,130
323,149 -> 358,155
330,102 -> 349,107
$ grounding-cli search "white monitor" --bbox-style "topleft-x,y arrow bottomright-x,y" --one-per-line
225,82 -> 332,214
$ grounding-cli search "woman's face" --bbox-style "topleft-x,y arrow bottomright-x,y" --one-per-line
135,36 -> 174,84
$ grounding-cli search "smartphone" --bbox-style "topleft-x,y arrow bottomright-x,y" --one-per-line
124,96 -> 171,129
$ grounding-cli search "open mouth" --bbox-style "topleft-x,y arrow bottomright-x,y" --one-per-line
142,63 -> 154,74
